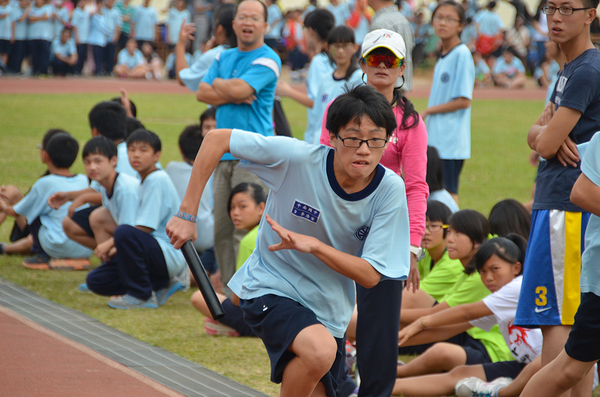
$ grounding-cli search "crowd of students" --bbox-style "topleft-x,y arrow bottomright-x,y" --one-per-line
2,0 -> 600,396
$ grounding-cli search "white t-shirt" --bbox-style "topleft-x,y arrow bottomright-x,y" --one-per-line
471,276 -> 543,364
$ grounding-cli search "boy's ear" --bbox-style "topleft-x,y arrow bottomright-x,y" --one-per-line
514,261 -> 522,276
91,127 -> 101,137
153,150 -> 161,162
110,155 -> 118,168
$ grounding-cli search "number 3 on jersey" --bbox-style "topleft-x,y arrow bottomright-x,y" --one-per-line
535,286 -> 547,306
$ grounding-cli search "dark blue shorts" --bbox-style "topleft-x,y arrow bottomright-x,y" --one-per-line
0,39 -> 10,54
442,159 -> 464,194
219,298 -> 256,337
565,292 -> 600,362
240,294 -> 345,397
482,360 -> 527,380
71,205 -> 101,237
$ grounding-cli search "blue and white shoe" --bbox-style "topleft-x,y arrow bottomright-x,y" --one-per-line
455,376 -> 512,397
78,283 -> 91,293
155,278 -> 185,306
108,293 -> 159,309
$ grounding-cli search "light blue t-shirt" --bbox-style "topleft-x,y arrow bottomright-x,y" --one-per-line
580,132 -> 600,296
426,44 -> 474,160
133,5 -> 156,41
311,68 -> 363,144
475,58 -> 491,77
0,5 -> 12,40
101,172 -> 139,226
102,6 -> 121,42
117,47 -> 145,68
53,6 -> 70,38
165,51 -> 190,71
493,56 -> 525,77
474,9 -> 504,36
166,7 -> 191,45
201,44 -> 281,161
305,52 -> 334,144
227,130 -> 411,338
13,174 -> 93,259
265,3 -> 282,39
428,191 -> 459,213
50,36 -> 76,60
546,61 -> 560,104
87,13 -> 111,46
27,5 -> 53,40
90,141 -> 140,192
70,7 -> 90,44
326,2 -> 351,26
166,161 -> 214,253
135,169 -> 185,278
179,44 -> 228,91
460,22 -> 477,45
11,6 -> 29,41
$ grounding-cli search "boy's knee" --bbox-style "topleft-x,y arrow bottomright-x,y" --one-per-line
62,216 -> 81,237
1,185 -> 24,204
113,224 -> 135,242
295,327 -> 337,376
425,343 -> 455,362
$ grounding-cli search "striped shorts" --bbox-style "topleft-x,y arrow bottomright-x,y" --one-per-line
515,209 -> 590,328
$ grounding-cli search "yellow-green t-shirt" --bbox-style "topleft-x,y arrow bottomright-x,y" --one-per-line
236,226 -> 259,271
439,272 -> 514,363
418,249 -> 464,302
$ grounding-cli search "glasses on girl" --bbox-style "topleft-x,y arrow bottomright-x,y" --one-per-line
363,54 -> 403,68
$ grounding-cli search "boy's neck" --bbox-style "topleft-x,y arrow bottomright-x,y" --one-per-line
138,165 -> 158,181
441,36 -> 461,55
428,243 -> 447,263
333,61 -> 351,79
99,170 -> 118,194
47,165 -> 73,177
561,32 -> 594,63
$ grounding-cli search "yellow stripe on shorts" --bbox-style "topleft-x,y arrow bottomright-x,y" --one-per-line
562,211 -> 582,324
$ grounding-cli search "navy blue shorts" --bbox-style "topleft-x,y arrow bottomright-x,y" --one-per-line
71,205 -> 101,237
565,292 -> 600,362
219,298 -> 256,337
0,39 -> 10,54
483,360 -> 527,380
442,159 -> 464,194
399,331 -> 491,365
240,294 -> 345,397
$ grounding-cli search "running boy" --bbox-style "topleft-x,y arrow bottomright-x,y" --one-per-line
167,85 -> 411,397
87,129 -> 186,309
515,0 -> 600,395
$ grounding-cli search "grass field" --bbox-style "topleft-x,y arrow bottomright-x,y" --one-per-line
0,92 -> 549,397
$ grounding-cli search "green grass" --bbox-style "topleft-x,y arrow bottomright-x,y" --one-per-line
0,92 -> 547,397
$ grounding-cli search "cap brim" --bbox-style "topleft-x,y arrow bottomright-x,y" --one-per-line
363,44 -> 405,60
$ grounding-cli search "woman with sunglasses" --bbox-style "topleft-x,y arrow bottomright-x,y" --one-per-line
320,28 -> 428,397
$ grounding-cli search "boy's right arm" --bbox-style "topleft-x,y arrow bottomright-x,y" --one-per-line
47,187 -> 96,209
167,129 -> 232,249
571,171 -> 600,217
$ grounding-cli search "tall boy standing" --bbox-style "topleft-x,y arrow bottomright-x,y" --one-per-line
167,86 -> 410,397
515,0 -> 600,396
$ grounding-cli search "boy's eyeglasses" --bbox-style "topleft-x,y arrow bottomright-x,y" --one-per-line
425,224 -> 449,232
235,15 -> 263,23
330,43 -> 355,52
432,15 -> 460,23
338,137 -> 388,148
542,5 -> 591,15
363,54 -> 403,69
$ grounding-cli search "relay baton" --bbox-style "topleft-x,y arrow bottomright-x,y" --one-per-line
181,240 -> 225,320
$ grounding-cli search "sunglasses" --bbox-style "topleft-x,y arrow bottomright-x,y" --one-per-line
363,54 -> 403,68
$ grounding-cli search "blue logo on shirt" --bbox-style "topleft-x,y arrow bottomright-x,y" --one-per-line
291,200 -> 321,224
321,94 -> 329,103
441,72 -> 450,83
355,226 -> 370,241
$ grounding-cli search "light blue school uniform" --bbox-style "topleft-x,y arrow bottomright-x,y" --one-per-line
87,13 -> 110,46
135,169 -> 185,278
428,191 -> 459,213
179,44 -> 227,92
11,6 -> 29,41
461,22 -> 477,45
91,141 -> 140,192
493,56 -> 525,77
27,5 -> 53,40
426,44 -> 474,160
201,44 -> 281,161
474,58 -> 490,76
227,130 -> 410,338
265,3 -> 282,40
13,174 -> 93,259
133,5 -> 156,41
474,9 -> 504,36
70,7 -> 90,44
304,52 -> 334,144
166,7 -> 190,45
53,6 -> 70,37
580,132 -> 600,297
102,6 -> 121,41
353,14 -> 370,44
116,47 -> 144,68
0,4 -> 12,40
545,60 -> 560,104
50,36 -> 76,59
101,173 -> 139,226
326,2 -> 350,26
311,68 -> 363,144
165,51 -> 190,71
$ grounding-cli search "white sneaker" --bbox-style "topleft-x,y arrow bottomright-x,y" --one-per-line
455,377 -> 483,397
456,376 -> 512,397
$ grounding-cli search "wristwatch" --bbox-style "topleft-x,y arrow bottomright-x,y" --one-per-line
410,245 -> 425,261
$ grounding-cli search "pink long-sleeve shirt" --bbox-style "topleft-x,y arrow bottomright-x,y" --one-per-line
320,103 -> 429,247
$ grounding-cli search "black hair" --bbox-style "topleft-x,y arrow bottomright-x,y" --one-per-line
304,8 -> 335,42
235,0 -> 268,23
45,132 -> 80,169
586,0 -> 599,10
125,117 -> 145,138
82,136 -> 118,160
488,199 -> 531,241
487,0 -> 497,10
110,96 -> 137,118
426,146 -> 445,193
449,209 -> 490,274
199,107 -> 217,126
61,27 -> 72,36
41,128 -> 68,150
126,129 -> 161,152
228,182 -> 267,217
433,0 -> 466,25
326,85 -> 397,138
327,26 -> 359,81
88,101 -> 127,140
474,234 -> 527,275
214,3 -> 237,48
426,200 -> 453,238
178,124 -> 204,161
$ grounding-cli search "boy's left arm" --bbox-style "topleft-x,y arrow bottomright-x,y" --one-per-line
571,171 -> 600,217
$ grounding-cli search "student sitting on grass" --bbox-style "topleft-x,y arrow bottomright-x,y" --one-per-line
114,39 -> 147,79
0,132 -> 93,269
191,182 -> 265,337
86,129 -> 187,309
492,48 -> 527,89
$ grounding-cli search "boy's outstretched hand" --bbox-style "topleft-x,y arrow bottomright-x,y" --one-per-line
266,214 -> 318,254
47,192 -> 69,209
166,215 -> 198,249
398,317 -> 426,346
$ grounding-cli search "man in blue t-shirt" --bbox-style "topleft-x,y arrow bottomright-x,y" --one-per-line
197,0 -> 281,292
50,28 -> 78,76
515,0 -> 600,395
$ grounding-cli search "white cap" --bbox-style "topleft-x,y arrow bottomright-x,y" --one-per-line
361,29 -> 406,60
